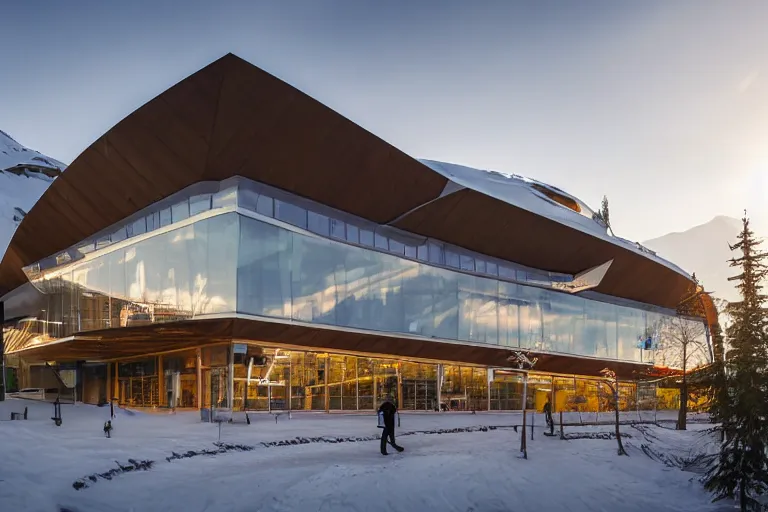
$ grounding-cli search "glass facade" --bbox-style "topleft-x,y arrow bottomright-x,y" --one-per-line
24,177 -> 594,300
29,214 -> 238,338
236,214 -> 706,365
16,209 -> 709,368
8,173 -> 711,393
100,343 -> 679,413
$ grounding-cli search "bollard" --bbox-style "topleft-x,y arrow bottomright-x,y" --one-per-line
531,413 -> 534,440
559,411 -> 565,440
51,397 -> 62,426
520,410 -> 527,459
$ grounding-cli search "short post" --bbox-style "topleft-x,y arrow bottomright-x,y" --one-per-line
521,373 -> 528,458
559,411 -> 565,440
110,398 -> 115,419
521,410 -> 527,459
52,396 -> 62,426
530,412 -> 534,440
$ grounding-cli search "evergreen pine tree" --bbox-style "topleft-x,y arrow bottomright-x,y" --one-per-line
705,214 -> 768,511
600,196 -> 611,230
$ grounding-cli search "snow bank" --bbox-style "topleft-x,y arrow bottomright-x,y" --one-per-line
0,400 -> 721,512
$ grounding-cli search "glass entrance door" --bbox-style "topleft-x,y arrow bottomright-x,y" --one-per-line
402,379 -> 438,410
203,368 -> 229,409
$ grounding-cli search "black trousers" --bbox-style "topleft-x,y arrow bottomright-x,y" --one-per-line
380,425 -> 399,453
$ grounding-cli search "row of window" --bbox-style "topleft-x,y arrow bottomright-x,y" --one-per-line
28,212 -> 709,367
238,186 -> 564,286
47,178 -> 567,291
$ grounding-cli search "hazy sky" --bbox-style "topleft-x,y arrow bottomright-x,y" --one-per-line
1,0 -> 766,242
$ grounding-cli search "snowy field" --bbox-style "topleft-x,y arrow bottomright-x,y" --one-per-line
0,399 -> 727,512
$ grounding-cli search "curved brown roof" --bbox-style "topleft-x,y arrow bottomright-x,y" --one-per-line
0,53 -> 447,294
0,53 -> 694,309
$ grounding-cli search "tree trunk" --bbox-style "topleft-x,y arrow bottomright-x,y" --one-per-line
677,344 -> 687,430
613,385 -> 627,456
740,478 -> 746,512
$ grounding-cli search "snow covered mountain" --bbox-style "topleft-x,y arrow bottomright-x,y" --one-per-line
0,130 -> 65,260
643,216 -> 753,303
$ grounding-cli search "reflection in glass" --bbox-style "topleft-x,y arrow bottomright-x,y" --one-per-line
22,210 -> 708,367
231,215 -> 708,364
171,201 -> 189,223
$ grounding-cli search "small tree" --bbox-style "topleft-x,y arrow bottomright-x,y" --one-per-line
507,350 -> 538,459
659,275 -> 710,430
600,368 -> 627,456
705,214 -> 768,511
660,316 -> 709,429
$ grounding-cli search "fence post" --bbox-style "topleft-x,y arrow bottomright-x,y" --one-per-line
531,413 -> 534,440
520,373 -> 528,459
521,410 -> 527,459
559,411 -> 564,440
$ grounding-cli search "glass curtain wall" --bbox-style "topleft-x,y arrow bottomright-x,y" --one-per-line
400,362 -> 438,411
441,365 -> 488,411
201,345 -> 230,410
162,351 -> 198,408
490,373 -> 524,411
31,213 -> 239,339
23,209 -> 708,369
117,358 -> 159,407
237,215 -> 707,365
105,343 -> 650,413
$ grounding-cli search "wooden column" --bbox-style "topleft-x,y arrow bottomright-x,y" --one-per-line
324,355 -> 329,413
196,348 -> 202,409
157,356 -> 164,407
113,362 -> 119,401
227,344 -> 234,411
106,363 -> 111,404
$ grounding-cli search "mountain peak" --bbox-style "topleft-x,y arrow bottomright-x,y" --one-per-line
1,130 -> 65,178
1,129 -> 66,262
643,216 -> 761,303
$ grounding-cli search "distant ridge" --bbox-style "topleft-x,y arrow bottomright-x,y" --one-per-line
644,216 -> 750,303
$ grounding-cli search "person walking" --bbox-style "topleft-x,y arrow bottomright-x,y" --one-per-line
378,395 -> 404,456
543,398 -> 554,435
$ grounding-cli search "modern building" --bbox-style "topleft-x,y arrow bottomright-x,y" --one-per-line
0,54 -> 717,414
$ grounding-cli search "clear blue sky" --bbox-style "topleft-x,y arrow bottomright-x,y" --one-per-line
1,0 -> 766,241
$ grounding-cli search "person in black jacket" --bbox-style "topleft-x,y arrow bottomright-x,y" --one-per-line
379,396 -> 404,455
542,398 -> 554,435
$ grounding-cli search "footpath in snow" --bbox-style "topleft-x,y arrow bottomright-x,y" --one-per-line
0,399 -> 727,512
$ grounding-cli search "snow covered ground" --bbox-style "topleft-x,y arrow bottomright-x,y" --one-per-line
0,399 -> 726,512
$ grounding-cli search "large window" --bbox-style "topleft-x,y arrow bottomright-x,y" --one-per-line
36,214 -> 239,337
236,215 -> 705,364
22,210 -> 708,367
